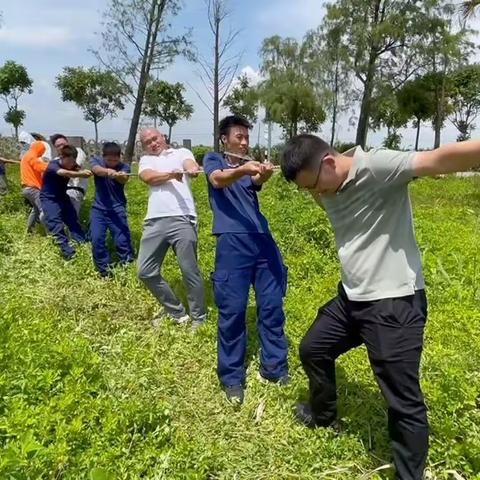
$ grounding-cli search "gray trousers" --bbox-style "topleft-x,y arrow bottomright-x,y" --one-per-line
22,187 -> 44,232
137,215 -> 207,322
67,189 -> 84,217
0,174 -> 7,195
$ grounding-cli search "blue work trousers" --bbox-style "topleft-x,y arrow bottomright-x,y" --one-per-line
41,195 -> 86,259
211,233 -> 288,387
90,207 -> 134,275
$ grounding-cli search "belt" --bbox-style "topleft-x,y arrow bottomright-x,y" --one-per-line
67,186 -> 85,195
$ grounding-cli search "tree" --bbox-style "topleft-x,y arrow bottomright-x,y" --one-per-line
0,61 -> 33,139
94,0 -> 191,161
303,24 -> 351,146
418,2 -> 473,148
56,67 -> 128,145
223,74 -> 259,125
397,76 -> 437,151
321,0 -> 428,148
369,86 -> 409,150
193,0 -> 242,152
259,36 -> 325,139
448,64 -> 480,141
143,80 -> 193,142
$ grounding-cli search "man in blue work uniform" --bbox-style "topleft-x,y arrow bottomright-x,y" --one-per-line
90,142 -> 134,277
40,145 -> 92,260
203,115 -> 289,404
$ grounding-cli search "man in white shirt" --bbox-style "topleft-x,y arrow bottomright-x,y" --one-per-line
50,134 -> 89,216
137,128 -> 207,329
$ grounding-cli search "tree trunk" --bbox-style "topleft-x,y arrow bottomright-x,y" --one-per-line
330,61 -> 339,147
355,53 -> 377,148
125,0 -> 167,162
94,120 -> 99,151
14,124 -> 19,140
415,118 -> 421,151
168,124 -> 173,144
213,15 -> 220,152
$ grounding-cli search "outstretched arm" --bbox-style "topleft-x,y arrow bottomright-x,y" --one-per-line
57,169 -> 92,179
92,165 -> 129,184
413,140 -> 480,177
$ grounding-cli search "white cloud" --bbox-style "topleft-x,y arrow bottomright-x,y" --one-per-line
0,26 -> 80,48
239,65 -> 263,85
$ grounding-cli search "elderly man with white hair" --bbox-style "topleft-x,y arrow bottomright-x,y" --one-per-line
137,128 -> 207,330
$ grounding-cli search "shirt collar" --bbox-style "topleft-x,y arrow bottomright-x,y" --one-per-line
337,145 -> 363,192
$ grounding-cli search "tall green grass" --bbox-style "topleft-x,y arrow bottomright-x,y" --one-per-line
0,168 -> 479,479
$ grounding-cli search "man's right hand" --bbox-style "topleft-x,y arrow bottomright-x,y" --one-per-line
79,169 -> 93,178
240,161 -> 264,176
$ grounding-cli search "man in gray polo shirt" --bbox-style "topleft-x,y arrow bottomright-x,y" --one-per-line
280,134 -> 480,480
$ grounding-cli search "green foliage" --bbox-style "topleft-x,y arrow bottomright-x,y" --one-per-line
223,74 -> 259,125
143,80 -> 193,142
449,64 -> 480,141
0,135 -> 20,160
0,60 -> 33,138
191,145 -> 212,164
3,108 -> 25,136
370,85 -> 409,149
259,36 -> 326,139
0,61 -> 33,102
303,23 -> 351,145
322,0 -> 427,147
56,67 -> 128,143
397,75 -> 438,150
0,167 -> 479,478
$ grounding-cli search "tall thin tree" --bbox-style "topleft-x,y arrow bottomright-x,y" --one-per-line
192,0 -> 242,152
93,0 -> 191,161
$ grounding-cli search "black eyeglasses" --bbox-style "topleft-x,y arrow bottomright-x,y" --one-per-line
297,155 -> 325,191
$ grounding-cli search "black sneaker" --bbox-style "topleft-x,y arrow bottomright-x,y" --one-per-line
258,372 -> 290,386
295,402 -> 318,428
224,385 -> 244,405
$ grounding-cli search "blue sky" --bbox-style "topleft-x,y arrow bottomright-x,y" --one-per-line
0,0 -> 476,148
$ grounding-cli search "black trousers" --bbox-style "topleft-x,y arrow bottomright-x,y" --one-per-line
300,284 -> 428,480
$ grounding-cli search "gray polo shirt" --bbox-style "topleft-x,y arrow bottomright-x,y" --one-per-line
319,147 -> 424,301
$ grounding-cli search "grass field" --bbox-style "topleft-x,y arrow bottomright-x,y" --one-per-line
0,166 -> 479,479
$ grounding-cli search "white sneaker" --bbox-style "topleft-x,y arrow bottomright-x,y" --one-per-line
151,312 -> 190,327
175,314 -> 190,325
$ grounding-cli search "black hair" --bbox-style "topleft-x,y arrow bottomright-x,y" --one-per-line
103,142 -> 121,157
218,115 -> 251,140
30,132 -> 46,141
59,145 -> 78,160
280,134 -> 335,182
50,133 -> 68,145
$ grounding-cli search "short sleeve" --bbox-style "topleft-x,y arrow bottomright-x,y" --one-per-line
203,152 -> 223,178
367,149 -> 416,186
47,161 -> 61,175
138,155 -> 154,174
41,142 -> 52,161
90,156 -> 102,169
